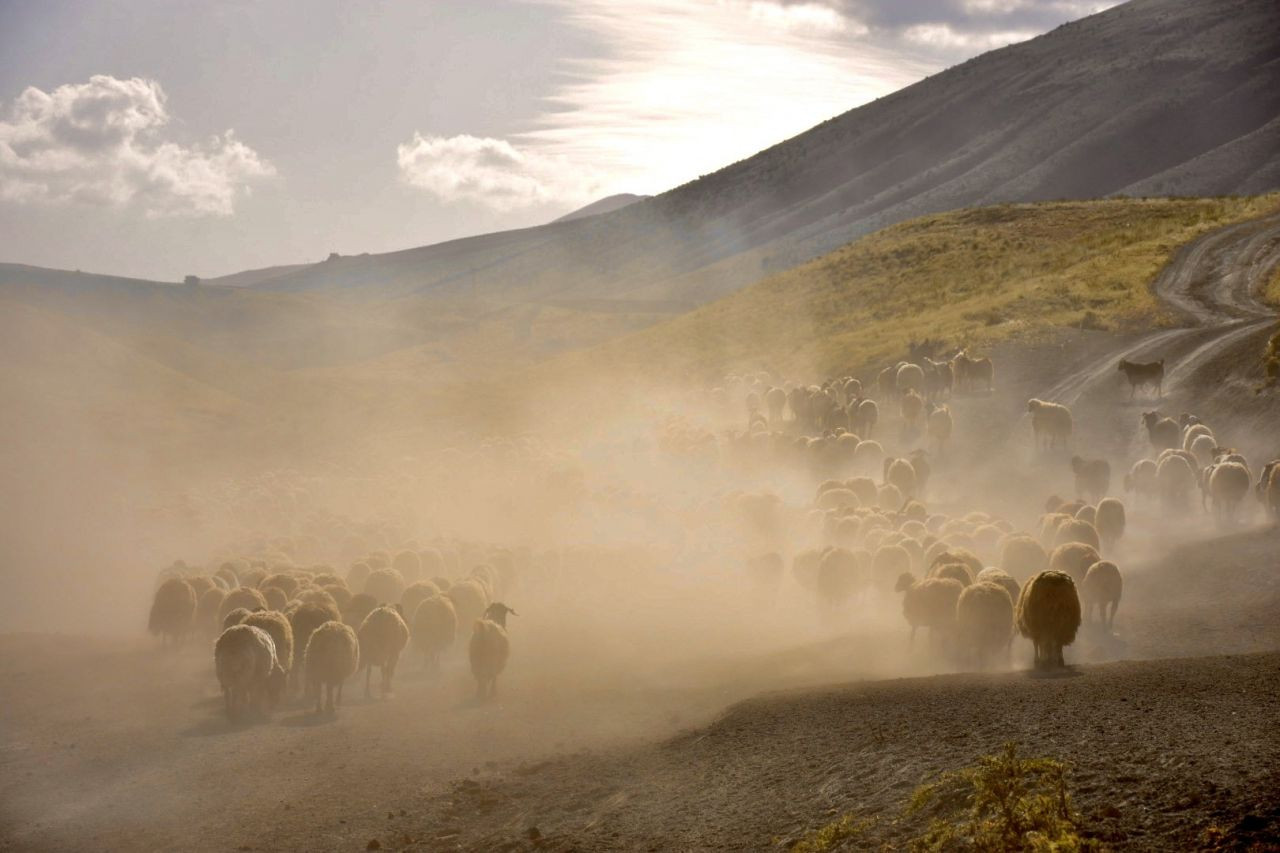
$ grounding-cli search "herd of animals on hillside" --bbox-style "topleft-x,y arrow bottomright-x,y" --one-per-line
146,346 -> 1280,723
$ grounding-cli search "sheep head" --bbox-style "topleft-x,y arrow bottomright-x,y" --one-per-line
894,572 -> 916,594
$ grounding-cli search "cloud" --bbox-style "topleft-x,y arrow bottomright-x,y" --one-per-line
396,132 -> 603,210
515,0 -> 926,198
901,22 -> 1039,50
0,75 -> 273,217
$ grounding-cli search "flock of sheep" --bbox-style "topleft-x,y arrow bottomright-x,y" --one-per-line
149,547 -> 517,719
143,346 -> 1280,722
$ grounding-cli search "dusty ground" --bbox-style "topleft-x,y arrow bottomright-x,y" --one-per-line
3,214 -> 1280,852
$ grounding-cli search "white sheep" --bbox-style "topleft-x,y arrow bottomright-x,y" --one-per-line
304,620 -> 359,715
470,602 -> 515,700
358,604 -> 410,698
214,624 -> 286,721
1027,399 -> 1072,451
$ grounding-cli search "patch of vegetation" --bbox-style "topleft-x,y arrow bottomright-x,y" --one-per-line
786,813 -> 876,852
561,195 -> 1280,382
905,742 -> 1100,852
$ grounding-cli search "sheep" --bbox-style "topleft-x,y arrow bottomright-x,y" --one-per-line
187,576 -> 216,598
347,561 -> 372,592
260,572 -> 300,600
148,577 -> 197,646
975,568 -> 1021,609
1070,456 -> 1110,503
343,592 -> 378,629
899,390 -> 925,438
213,563 -> 240,590
896,362 -> 925,396
1257,461 -> 1280,520
358,604 -> 410,698
290,600 -> 342,673
1124,459 -> 1159,503
929,547 -> 983,579
262,586 -> 288,611
1206,461 -> 1252,523
953,350 -> 994,392
924,357 -> 954,400
1156,452 -> 1197,509
999,535 -> 1048,581
884,457 -> 917,499
1080,561 -> 1122,631
242,610 -> 295,674
816,547 -> 862,609
877,365 -> 898,399
1142,411 -> 1180,452
470,602 -> 515,700
908,451 -> 932,498
446,578 -> 490,635
956,581 -> 1015,669
871,544 -> 912,591
852,399 -> 879,438
222,607 -> 251,631
1183,423 -> 1214,452
926,404 -> 953,454
1188,433 -> 1218,469
363,567 -> 406,606
930,561 -> 974,587
1117,359 -> 1164,399
1053,518 -> 1101,551
1027,399 -> 1072,451
411,594 -> 458,670
1016,570 -> 1081,669
894,573 -> 963,648
194,587 -> 228,637
219,586 -> 268,626
214,624 -> 286,721
1094,498 -> 1126,550
765,386 -> 787,424
400,580 -> 442,620
1047,542 -> 1101,588
303,620 -> 359,715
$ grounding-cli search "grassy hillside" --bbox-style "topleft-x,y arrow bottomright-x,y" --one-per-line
555,195 -> 1280,383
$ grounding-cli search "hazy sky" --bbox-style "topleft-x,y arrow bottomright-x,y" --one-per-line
0,0 -> 1114,280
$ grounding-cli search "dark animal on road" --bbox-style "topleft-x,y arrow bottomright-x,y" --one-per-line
1117,358 -> 1163,399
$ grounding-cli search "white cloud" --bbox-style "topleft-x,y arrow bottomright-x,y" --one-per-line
0,75 -> 273,217
902,22 -> 1038,50
396,132 -> 603,210
514,0 -> 928,198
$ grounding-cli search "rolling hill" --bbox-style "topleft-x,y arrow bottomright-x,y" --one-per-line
238,0 -> 1279,311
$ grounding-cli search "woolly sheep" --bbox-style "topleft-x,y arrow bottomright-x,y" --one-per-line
884,457 -> 917,499
999,535 -> 1048,581
1074,505 -> 1097,525
364,567 -> 406,606
290,600 -> 343,668
957,581 -> 1014,669
853,399 -> 879,438
1207,461 -> 1251,522
242,610 -> 295,673
194,587 -> 228,637
148,578 -> 197,646
222,607 -> 251,631
1094,498 -> 1126,550
218,586 -> 267,628
401,580 -> 442,619
262,586 -> 288,611
1142,411 -> 1180,451
1156,453 -> 1196,509
896,362 -> 925,396
1053,518 -> 1101,551
930,561 -> 974,587
1015,570 -> 1081,669
852,439 -> 884,476
872,544 -> 912,590
1188,433 -> 1218,469
470,602 -> 515,700
1124,459 -> 1159,502
304,620 -> 359,715
1027,399 -> 1072,450
214,563 -> 240,590
1080,560 -> 1122,631
358,604 -> 410,698
816,548 -> 862,609
214,624 -> 286,721
186,576 -> 216,598
259,572 -> 300,600
877,483 -> 904,511
1257,461 -> 1280,519
411,594 -> 457,670
975,568 -> 1021,609
347,561 -> 372,592
899,389 -> 925,430
392,549 -> 423,582
1048,542 -> 1101,584
929,547 -> 983,579
447,578 -> 490,634
894,573 -> 963,648
343,592 -> 378,629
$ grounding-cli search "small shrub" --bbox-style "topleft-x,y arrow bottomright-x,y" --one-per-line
788,813 -> 875,853
905,742 -> 1101,852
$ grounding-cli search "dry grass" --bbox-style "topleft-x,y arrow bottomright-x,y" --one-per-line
554,195 -> 1280,385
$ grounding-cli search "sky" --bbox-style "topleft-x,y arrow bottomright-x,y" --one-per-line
0,0 -> 1116,281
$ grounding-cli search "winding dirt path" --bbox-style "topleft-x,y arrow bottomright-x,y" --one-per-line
1034,210 -> 1280,459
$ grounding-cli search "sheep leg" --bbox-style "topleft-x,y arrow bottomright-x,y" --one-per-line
364,665 -> 372,699
336,681 -> 344,709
